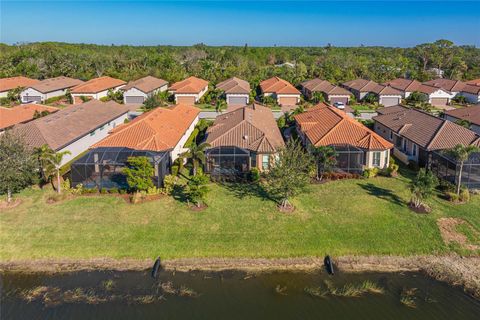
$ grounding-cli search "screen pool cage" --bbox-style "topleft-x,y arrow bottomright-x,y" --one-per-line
71,147 -> 170,190
205,146 -> 253,180
329,145 -> 365,173
430,151 -> 480,189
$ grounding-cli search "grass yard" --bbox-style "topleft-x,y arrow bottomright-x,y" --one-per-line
1,170 -> 479,261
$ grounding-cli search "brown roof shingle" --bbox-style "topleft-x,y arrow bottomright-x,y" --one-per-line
71,76 -> 125,94
295,104 -> 392,150
93,104 -> 200,152
30,76 -> 84,93
206,104 -> 284,153
301,78 -> 351,96
260,77 -> 300,95
13,100 -> 129,150
0,76 -> 40,92
216,77 -> 250,94
169,76 -> 208,94
373,106 -> 480,150
342,79 -> 379,92
0,104 -> 58,130
445,106 -> 480,127
423,78 -> 465,92
121,76 -> 168,94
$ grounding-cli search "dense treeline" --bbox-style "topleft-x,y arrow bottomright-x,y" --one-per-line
0,40 -> 479,86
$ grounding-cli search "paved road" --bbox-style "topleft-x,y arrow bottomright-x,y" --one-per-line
200,110 -> 377,120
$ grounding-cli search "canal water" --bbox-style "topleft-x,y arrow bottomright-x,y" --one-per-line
1,270 -> 479,319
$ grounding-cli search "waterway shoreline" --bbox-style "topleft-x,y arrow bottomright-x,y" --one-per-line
1,255 -> 479,299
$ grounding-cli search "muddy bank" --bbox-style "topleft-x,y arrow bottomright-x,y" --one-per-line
1,255 -> 479,299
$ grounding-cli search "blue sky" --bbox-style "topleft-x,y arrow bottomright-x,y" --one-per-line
1,1 -> 479,47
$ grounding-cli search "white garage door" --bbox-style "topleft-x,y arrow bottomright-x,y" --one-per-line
381,96 -> 401,107
125,96 -> 145,104
228,96 -> 248,106
23,96 -> 42,103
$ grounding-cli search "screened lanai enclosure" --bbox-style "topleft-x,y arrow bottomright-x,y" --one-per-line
430,151 -> 480,189
71,147 -> 170,190
327,145 -> 365,173
205,146 -> 255,179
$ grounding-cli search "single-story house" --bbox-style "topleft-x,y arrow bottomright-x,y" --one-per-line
459,84 -> 480,104
300,78 -> 351,104
444,106 -> 480,135
121,76 -> 168,104
423,78 -> 466,99
384,78 -> 452,107
0,76 -> 40,98
216,77 -> 250,106
71,104 -> 200,189
13,100 -> 130,166
204,103 -> 285,178
71,76 -> 126,104
466,79 -> 480,86
168,76 -> 209,105
259,77 -> 301,107
341,79 -> 402,106
373,105 -> 480,166
295,103 -> 392,173
0,104 -> 58,132
20,76 -> 84,103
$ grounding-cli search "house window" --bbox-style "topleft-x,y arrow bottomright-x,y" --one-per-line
262,155 -> 269,171
250,154 -> 257,168
90,131 -> 95,136
402,139 -> 407,152
413,144 -> 417,157
389,131 -> 393,141
99,125 -> 105,131
372,152 -> 381,167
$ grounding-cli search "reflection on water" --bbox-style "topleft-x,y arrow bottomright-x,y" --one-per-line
1,270 -> 479,319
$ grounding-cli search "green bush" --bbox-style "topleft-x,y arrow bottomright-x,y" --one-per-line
119,189 -> 127,195
363,167 -> 379,178
459,188 -> 470,203
109,187 -> 119,194
446,192 -> 459,202
249,168 -> 260,182
100,188 -> 107,194
407,161 -> 420,171
163,174 -> 176,195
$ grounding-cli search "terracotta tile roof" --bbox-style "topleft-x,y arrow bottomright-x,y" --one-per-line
342,79 -> 379,92
206,104 -> 285,153
0,76 -> 40,92
295,104 -> 392,150
301,78 -> 351,96
461,84 -> 480,95
466,79 -> 480,86
13,100 -> 129,150
445,106 -> 480,127
384,78 -> 443,95
216,77 -> 250,94
169,76 -> 208,94
30,76 -> 84,93
260,77 -> 300,95
373,106 -> 480,150
370,84 -> 403,96
0,104 -> 58,130
93,104 -> 200,152
121,76 -> 168,93
71,76 -> 125,94
424,78 -> 466,92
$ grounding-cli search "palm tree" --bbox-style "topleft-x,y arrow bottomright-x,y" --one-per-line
445,144 -> 480,195
215,99 -> 227,113
180,142 -> 211,176
312,146 -> 337,180
35,144 -> 71,194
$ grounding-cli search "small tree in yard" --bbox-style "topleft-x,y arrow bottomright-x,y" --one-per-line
445,144 -> 480,196
312,145 -> 337,180
184,174 -> 209,208
311,92 -> 325,103
0,132 -> 37,202
124,156 -> 155,193
180,142 -> 211,176
410,169 -> 438,209
264,139 -> 315,210
35,144 -> 71,194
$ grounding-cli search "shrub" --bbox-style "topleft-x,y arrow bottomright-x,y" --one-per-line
100,188 -> 107,194
459,188 -> 470,203
249,168 -> 260,182
119,189 -> 127,195
384,158 -> 399,177
171,165 -> 179,177
109,187 -> 119,194
163,175 -> 176,195
407,161 -> 420,171
363,167 -> 379,178
146,187 -> 160,195
446,192 -> 459,203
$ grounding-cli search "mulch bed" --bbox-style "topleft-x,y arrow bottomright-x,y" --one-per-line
408,202 -> 431,214
0,198 -> 23,210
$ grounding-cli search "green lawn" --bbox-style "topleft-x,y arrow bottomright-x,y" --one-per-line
1,171 -> 479,261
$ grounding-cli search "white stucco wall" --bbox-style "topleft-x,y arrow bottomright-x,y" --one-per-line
170,115 -> 200,161
365,150 -> 390,169
72,85 -> 125,101
0,91 -> 8,98
21,88 -> 46,102
428,89 -> 452,103
57,112 -> 129,166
